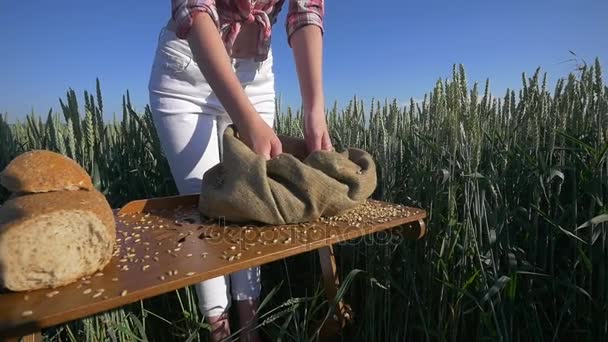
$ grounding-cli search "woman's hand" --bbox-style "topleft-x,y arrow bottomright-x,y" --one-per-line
239,116 -> 283,160
304,107 -> 332,153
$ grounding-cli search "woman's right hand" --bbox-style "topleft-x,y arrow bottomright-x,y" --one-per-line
238,116 -> 282,160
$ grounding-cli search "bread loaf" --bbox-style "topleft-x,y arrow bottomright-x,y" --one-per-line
0,150 -> 94,193
0,190 -> 115,291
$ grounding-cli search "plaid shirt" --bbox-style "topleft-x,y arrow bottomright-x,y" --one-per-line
171,0 -> 324,61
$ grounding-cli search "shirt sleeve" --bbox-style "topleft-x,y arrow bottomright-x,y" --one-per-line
171,0 -> 220,39
286,0 -> 324,45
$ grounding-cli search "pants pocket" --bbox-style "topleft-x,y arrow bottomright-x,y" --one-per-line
155,46 -> 192,74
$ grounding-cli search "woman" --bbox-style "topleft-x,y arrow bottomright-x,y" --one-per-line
148,0 -> 332,340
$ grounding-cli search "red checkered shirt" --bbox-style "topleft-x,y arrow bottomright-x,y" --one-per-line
171,0 -> 324,61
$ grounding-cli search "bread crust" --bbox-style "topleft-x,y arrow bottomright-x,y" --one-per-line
0,150 -> 94,193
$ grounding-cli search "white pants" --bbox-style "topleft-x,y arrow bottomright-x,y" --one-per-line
148,27 -> 275,317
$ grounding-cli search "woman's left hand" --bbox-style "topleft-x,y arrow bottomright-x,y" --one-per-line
304,108 -> 333,153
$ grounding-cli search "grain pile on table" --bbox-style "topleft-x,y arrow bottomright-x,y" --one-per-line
0,150 -> 116,291
199,125 -> 378,225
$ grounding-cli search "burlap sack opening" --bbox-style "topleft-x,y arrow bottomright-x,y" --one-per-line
198,125 -> 377,225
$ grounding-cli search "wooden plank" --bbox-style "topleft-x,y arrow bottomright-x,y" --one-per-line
0,195 -> 426,339
117,194 -> 199,215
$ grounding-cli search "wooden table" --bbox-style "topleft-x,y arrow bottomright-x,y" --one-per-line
0,194 -> 426,341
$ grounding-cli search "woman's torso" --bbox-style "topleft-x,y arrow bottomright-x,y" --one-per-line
231,22 -> 262,58
168,0 -> 285,60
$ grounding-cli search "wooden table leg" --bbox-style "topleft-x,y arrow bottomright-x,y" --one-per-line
400,219 -> 427,240
318,245 -> 352,329
1,332 -> 42,342
416,219 -> 427,239
22,333 -> 42,342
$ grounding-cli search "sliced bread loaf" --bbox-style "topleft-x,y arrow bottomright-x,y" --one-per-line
0,189 -> 115,291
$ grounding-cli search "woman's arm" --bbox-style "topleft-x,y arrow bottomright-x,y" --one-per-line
186,13 -> 282,159
291,25 -> 332,153
288,1 -> 332,153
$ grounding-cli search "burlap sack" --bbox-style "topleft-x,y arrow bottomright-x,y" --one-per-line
198,125 -> 377,225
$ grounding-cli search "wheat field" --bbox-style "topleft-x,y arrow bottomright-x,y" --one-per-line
0,59 -> 607,341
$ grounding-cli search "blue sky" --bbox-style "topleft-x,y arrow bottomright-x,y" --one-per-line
0,0 -> 606,122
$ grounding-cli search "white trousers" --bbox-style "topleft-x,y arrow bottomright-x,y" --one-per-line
148,27 -> 275,317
